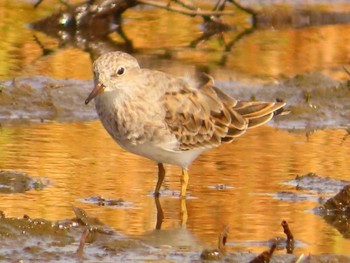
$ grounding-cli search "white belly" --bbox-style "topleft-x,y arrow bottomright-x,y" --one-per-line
116,139 -> 205,169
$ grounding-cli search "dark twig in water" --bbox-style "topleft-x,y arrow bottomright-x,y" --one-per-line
281,220 -> 294,254
34,0 -> 44,8
200,225 -> 229,260
219,27 -> 255,65
213,0 -> 227,12
33,35 -> 54,56
341,129 -> 350,144
154,197 -> 164,230
227,0 -> 256,16
343,66 -> 350,76
76,227 -> 91,258
227,0 -> 257,27
249,242 -> 277,263
188,0 -> 232,48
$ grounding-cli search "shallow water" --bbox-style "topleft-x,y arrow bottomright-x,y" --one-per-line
2,1 -> 350,82
1,0 -> 350,261
1,122 -> 350,256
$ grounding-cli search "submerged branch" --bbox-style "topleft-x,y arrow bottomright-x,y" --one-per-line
281,220 -> 295,254
76,227 -> 91,258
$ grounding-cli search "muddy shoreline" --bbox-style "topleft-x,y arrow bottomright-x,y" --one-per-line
1,72 -> 349,132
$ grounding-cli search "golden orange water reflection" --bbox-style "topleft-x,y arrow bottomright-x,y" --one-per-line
1,0 -> 350,257
1,122 -> 350,255
2,1 -> 350,82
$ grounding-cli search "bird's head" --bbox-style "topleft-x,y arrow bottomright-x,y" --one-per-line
85,51 -> 140,105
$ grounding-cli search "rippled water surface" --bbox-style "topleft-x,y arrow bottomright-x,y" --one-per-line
1,122 -> 350,255
1,0 -> 350,260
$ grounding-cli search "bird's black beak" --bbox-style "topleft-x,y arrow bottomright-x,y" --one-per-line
85,83 -> 105,105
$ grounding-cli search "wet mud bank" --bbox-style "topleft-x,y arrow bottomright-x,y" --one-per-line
0,72 -> 349,131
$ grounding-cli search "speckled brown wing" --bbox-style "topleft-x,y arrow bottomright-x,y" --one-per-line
163,74 -> 285,151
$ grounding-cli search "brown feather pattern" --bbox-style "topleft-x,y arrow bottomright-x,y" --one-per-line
163,76 -> 285,150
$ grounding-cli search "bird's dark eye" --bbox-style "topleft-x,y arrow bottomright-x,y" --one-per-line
117,66 -> 125,75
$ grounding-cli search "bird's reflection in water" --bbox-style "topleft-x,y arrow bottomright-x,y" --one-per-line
142,197 -> 198,250
154,196 -> 188,230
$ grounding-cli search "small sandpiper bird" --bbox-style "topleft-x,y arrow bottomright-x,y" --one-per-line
85,51 -> 285,197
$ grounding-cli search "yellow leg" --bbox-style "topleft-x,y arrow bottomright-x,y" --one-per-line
155,163 -> 165,197
180,168 -> 189,198
180,198 -> 188,227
